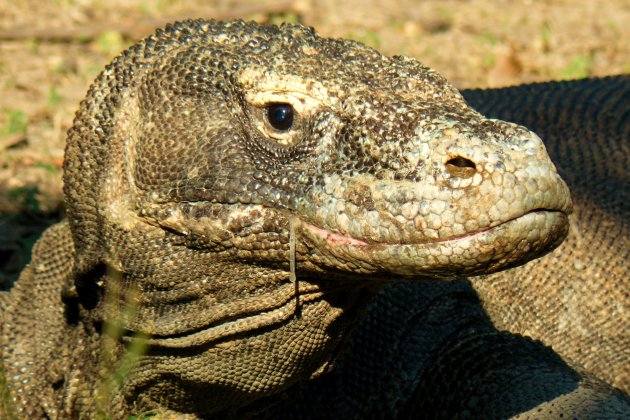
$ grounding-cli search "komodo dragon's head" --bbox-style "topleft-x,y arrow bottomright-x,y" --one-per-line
61,20 -> 571,415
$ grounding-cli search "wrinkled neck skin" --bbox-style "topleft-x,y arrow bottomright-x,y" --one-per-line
66,206 -> 380,416
58,89 -> 381,416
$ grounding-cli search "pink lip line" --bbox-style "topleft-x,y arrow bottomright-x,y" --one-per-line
303,223 -> 371,246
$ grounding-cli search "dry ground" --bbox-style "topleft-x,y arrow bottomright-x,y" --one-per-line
0,0 -> 629,287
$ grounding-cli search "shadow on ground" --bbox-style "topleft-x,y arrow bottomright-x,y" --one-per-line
0,188 -> 63,290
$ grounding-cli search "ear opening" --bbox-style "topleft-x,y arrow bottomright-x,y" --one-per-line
62,262 -> 107,325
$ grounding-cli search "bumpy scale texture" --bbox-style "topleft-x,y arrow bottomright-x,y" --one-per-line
0,20 -> 628,418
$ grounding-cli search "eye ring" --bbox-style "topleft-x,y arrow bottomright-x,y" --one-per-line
266,103 -> 294,131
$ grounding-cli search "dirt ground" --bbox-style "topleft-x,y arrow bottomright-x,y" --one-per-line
0,0 -> 629,287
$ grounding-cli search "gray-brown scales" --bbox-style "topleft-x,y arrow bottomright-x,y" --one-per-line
0,19 -> 628,418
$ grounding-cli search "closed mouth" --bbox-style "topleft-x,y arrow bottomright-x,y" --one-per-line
300,208 -> 567,248
297,209 -> 570,278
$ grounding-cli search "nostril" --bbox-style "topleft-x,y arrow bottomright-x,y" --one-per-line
446,156 -> 476,169
445,156 -> 477,178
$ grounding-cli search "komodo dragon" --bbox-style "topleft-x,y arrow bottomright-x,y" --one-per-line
1,19 -> 628,418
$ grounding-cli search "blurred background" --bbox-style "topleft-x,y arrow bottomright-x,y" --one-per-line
0,0 -> 628,287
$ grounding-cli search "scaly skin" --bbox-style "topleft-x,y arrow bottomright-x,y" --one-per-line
1,20 -> 626,418
464,76 -> 630,394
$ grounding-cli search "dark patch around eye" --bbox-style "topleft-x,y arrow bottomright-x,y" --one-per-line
266,103 -> 294,131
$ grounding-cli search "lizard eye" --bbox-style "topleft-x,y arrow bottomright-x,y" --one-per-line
266,103 -> 294,131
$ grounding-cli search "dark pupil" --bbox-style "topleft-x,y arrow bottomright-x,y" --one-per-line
267,104 -> 294,131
